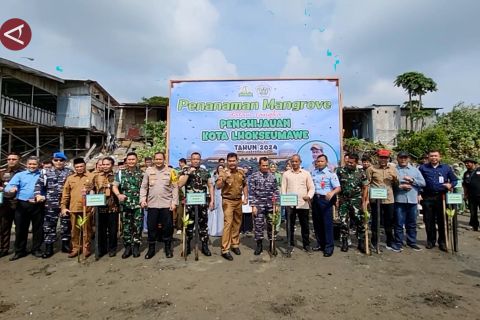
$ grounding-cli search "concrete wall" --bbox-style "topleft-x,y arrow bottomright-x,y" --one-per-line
371,105 -> 401,145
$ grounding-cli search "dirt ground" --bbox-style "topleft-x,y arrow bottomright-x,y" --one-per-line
1,214 -> 480,320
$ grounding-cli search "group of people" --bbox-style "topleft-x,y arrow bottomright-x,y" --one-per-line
0,147 -> 478,263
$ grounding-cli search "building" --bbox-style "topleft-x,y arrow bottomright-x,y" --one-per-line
0,58 -> 117,162
115,102 -> 166,140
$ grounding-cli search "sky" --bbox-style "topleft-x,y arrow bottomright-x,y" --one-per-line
1,0 -> 479,111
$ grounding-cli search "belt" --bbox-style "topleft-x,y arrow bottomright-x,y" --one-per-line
223,197 -> 242,201
314,194 -> 327,198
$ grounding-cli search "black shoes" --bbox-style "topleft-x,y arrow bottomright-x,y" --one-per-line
341,239 -> 349,252
9,252 -> 27,261
439,243 -> 447,252
201,242 -> 211,256
312,246 -> 323,252
303,245 -> 313,253
231,247 -> 241,255
222,252 -> 233,261
357,242 -> 366,254
254,240 -> 263,256
425,242 -> 434,249
145,243 -> 156,259
108,250 -> 117,257
42,244 -> 54,259
61,240 -> 71,253
132,244 -> 140,258
122,246 -> 132,259
165,241 -> 173,259
32,250 -> 43,258
323,252 -> 333,257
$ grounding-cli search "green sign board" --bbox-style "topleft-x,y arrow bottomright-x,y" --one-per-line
446,193 -> 463,205
186,192 -> 206,205
370,187 -> 388,200
280,194 -> 298,207
86,194 -> 106,206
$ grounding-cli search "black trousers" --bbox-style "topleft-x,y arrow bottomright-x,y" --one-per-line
97,208 -> 119,254
371,202 -> 395,247
14,201 -> 44,254
147,208 -> 173,243
422,194 -> 446,246
0,202 -> 15,252
468,196 -> 479,230
286,207 -> 310,246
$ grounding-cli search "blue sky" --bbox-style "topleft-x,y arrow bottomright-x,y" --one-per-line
1,0 -> 479,111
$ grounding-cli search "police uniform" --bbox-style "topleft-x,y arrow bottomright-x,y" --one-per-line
0,165 -> 24,257
92,170 -> 120,257
463,162 -> 480,231
34,167 -> 72,256
180,166 -> 212,255
114,167 -> 144,257
336,166 -> 368,252
140,165 -> 178,259
248,170 -> 279,254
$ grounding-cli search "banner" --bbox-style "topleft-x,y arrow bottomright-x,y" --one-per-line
168,79 -> 341,172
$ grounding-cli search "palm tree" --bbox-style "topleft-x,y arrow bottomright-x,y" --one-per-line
394,72 -> 438,132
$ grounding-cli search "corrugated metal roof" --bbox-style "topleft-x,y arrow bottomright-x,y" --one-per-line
0,58 -> 64,83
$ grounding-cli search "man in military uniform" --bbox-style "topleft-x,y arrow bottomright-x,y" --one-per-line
216,152 -> 248,261
61,158 -> 94,258
249,157 -> 279,255
336,153 -> 369,253
463,158 -> 480,231
140,152 -> 179,259
92,157 -> 120,257
112,152 -> 144,258
178,152 -> 214,257
34,152 -> 73,258
0,152 -> 24,258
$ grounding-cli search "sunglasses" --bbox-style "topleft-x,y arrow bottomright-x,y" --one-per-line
52,159 -> 66,162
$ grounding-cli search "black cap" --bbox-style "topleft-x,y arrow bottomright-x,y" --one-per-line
463,158 -> 477,164
397,151 -> 410,158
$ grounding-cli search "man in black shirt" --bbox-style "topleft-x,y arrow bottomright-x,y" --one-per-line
463,158 -> 480,231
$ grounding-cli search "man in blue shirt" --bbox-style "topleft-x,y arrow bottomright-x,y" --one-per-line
311,155 -> 341,257
419,150 -> 457,251
5,156 -> 42,260
393,151 -> 426,252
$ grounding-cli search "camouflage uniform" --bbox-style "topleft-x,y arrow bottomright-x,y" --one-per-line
336,166 -> 367,241
180,166 -> 211,242
34,167 -> 72,245
0,166 -> 24,255
248,171 -> 279,241
114,167 -> 144,246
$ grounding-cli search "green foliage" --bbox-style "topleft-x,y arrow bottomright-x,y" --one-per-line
396,127 -> 449,160
141,96 -> 169,106
436,103 -> 480,160
135,120 -> 167,160
343,138 -> 386,156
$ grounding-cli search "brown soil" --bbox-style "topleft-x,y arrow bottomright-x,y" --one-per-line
1,215 -> 480,319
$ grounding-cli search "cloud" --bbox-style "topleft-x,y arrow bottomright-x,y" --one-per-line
280,46 -> 312,77
180,48 -> 238,79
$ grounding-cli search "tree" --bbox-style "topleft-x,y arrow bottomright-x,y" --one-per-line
394,72 -> 437,131
141,96 -> 169,106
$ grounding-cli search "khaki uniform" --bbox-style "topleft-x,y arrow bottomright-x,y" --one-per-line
217,169 -> 246,253
61,172 -> 94,253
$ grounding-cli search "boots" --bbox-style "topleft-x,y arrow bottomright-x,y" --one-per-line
61,240 -> 71,253
132,243 -> 140,258
165,241 -> 173,258
341,238 -> 349,252
201,241 -> 211,256
122,245 -> 132,259
358,241 -> 366,254
254,240 -> 263,255
145,243 -> 156,259
42,244 -> 54,259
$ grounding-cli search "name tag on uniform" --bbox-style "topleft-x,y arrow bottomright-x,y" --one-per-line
86,194 -> 106,206
446,193 -> 463,205
439,176 -> 444,184
280,194 -> 298,207
186,192 -> 206,205
370,187 -> 387,200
